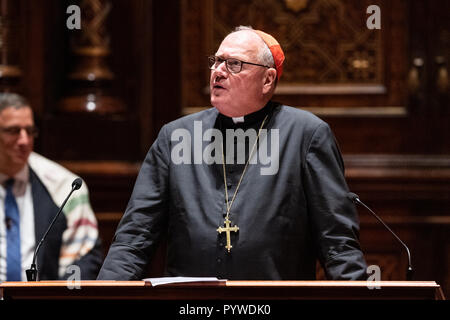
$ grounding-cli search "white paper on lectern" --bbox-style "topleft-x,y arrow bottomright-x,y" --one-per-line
143,276 -> 226,286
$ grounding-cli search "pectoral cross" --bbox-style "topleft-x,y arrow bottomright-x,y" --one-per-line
217,217 -> 239,253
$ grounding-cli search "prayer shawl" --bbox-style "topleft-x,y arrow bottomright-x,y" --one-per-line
28,152 -> 99,278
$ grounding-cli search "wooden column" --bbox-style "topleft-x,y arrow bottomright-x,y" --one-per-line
0,0 -> 22,92
59,0 -> 124,114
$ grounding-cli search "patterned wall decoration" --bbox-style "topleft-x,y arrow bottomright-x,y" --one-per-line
212,0 -> 383,85
181,0 -> 407,115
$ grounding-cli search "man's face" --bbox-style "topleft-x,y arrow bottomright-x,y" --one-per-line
210,31 -> 271,117
0,107 -> 35,175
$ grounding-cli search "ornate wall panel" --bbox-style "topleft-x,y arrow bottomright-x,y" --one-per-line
181,0 -> 408,115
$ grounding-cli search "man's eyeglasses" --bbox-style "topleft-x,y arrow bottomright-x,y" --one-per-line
0,126 -> 39,138
208,55 -> 271,74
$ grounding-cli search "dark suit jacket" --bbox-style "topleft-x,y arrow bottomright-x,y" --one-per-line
98,102 -> 367,281
30,169 -> 103,280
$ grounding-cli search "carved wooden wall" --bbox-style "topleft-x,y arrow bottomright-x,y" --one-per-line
182,0 -> 406,114
0,0 -> 449,296
180,0 -> 450,289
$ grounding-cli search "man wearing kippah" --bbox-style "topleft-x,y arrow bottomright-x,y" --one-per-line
98,26 -> 368,280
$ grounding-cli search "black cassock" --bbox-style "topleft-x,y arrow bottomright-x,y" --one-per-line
98,101 -> 367,280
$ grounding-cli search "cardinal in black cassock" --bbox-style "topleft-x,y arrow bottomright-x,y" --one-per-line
97,27 -> 368,281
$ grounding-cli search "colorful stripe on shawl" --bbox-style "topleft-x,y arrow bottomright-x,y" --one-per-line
28,152 -> 99,278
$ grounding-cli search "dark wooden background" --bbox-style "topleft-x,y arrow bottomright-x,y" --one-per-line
1,0 -> 449,296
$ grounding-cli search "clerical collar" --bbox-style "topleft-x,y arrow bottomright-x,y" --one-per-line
218,101 -> 274,129
232,116 -> 244,124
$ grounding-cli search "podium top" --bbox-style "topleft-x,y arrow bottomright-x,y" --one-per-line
0,280 -> 445,300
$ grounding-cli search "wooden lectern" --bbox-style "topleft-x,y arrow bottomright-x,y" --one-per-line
0,281 -> 445,300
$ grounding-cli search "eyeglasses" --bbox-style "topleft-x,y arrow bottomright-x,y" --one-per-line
208,55 -> 270,74
0,126 -> 39,138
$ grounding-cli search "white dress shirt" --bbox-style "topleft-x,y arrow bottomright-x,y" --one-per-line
0,165 -> 35,282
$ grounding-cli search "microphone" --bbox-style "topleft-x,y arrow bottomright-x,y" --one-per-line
26,178 -> 83,281
348,192 -> 413,281
5,217 -> 12,230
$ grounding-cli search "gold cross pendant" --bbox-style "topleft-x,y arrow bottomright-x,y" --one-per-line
217,217 -> 239,253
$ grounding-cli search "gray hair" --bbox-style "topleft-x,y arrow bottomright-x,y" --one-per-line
0,93 -> 30,113
232,25 -> 275,68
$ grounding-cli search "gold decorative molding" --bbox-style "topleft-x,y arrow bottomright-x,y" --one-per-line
276,84 -> 387,95
203,84 -> 388,95
182,106 -> 407,117
211,0 -> 384,84
0,64 -> 21,77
